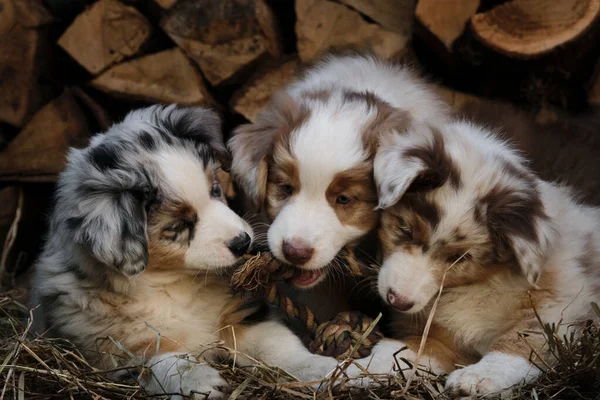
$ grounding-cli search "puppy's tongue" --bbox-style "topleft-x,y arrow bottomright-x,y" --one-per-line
289,269 -> 323,287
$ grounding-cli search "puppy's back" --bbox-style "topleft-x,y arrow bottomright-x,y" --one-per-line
460,101 -> 600,206
287,54 -> 450,124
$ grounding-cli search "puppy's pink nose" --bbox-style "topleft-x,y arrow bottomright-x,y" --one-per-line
282,238 -> 314,265
387,289 -> 414,312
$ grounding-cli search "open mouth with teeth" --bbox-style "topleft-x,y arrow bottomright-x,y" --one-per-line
287,267 -> 328,288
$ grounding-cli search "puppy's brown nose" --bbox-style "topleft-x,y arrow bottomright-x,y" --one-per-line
282,238 -> 314,265
387,290 -> 414,312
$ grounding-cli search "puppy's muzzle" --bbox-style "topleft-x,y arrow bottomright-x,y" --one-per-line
282,238 -> 314,265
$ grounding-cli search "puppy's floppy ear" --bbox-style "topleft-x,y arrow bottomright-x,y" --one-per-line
374,121 -> 460,209
228,91 -> 302,206
482,184 -> 556,286
156,106 -> 231,171
61,144 -> 157,276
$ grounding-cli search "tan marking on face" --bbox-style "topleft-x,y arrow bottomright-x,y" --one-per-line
265,156 -> 300,220
380,198 -> 519,290
324,162 -> 378,231
146,201 -> 197,271
216,168 -> 236,199
379,205 -> 433,258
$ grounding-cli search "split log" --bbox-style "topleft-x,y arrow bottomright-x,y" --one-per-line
0,0 -> 54,127
58,0 -> 152,75
161,0 -> 282,86
90,48 -> 214,106
230,58 -> 300,122
471,0 -> 600,58
295,0 -> 409,62
0,92 -> 90,181
338,0 -> 416,35
415,0 -> 480,50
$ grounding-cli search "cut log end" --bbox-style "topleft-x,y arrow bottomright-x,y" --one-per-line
90,48 -> 214,106
471,0 -> 600,58
161,0 -> 281,86
58,0 -> 151,75
295,0 -> 408,62
231,58 -> 301,122
416,0 -> 480,50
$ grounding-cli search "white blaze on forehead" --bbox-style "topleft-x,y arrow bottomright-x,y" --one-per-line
291,105 -> 370,194
153,147 -> 210,210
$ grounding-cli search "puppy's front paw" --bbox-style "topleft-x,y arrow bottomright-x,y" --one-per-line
445,352 -> 540,398
142,352 -> 228,399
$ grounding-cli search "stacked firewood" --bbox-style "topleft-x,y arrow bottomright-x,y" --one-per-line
0,0 -> 599,284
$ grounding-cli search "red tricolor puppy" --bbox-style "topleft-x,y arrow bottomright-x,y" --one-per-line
374,116 -> 600,396
229,54 -> 449,289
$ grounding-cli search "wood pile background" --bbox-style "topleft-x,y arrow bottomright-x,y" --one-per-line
0,0 -> 599,286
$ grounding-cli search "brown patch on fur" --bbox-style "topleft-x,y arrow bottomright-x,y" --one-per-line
231,91 -> 310,205
481,184 -> 547,245
265,157 -> 301,219
400,324 -> 476,373
404,128 -> 461,192
128,336 -> 185,358
340,90 -> 412,158
400,193 -> 441,229
325,162 -> 379,231
491,319 -> 547,364
218,297 -> 264,349
301,89 -> 331,102
379,203 -> 434,257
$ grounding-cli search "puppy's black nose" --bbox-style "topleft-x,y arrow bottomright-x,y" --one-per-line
227,232 -> 251,257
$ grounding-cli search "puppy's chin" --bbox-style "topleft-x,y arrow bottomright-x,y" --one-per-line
184,249 -> 241,272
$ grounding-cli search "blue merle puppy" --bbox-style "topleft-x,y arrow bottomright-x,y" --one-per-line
30,105 -> 360,399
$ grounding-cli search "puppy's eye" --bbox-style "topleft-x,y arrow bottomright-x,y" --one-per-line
280,184 -> 294,195
211,182 -> 223,198
336,194 -> 352,205
397,219 -> 412,238
446,252 -> 471,264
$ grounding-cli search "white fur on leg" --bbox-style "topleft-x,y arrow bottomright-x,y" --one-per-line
344,339 -> 448,387
236,320 -> 339,383
445,352 -> 541,397
141,352 -> 228,399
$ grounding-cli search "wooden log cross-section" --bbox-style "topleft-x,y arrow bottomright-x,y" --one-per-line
161,0 -> 282,86
231,58 -> 300,123
90,48 -> 214,106
471,0 -> 600,58
58,0 -> 152,75
295,0 -> 410,62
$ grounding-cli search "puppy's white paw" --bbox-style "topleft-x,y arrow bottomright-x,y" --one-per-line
445,352 -> 540,398
342,340 -> 448,388
286,354 -> 339,384
142,352 -> 228,399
